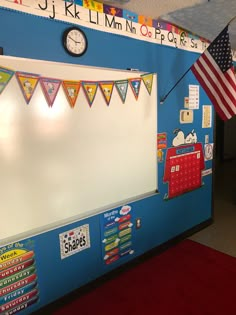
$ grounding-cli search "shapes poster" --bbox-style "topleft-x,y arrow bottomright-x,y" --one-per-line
59,224 -> 91,260
100,206 -> 134,265
0,240 -> 39,314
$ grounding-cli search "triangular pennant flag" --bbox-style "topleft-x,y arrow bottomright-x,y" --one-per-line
82,81 -> 98,107
40,77 -> 62,107
141,73 -> 154,95
62,80 -> 81,108
15,71 -> 40,104
115,79 -> 128,103
0,66 -> 15,94
99,81 -> 114,106
129,78 -> 142,100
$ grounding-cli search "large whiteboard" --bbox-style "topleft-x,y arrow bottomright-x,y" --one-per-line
0,56 -> 157,244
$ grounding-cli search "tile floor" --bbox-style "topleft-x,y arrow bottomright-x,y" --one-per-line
189,159 -> 236,257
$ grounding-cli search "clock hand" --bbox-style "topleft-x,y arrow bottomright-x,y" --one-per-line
68,36 -> 76,43
68,36 -> 81,44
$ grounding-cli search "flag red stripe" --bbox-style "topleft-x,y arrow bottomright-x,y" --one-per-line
191,63 -> 229,120
195,57 -> 236,117
225,66 -> 236,90
192,52 -> 236,119
227,72 -> 236,90
191,26 -> 236,120
193,61 -> 233,118
202,52 -> 236,107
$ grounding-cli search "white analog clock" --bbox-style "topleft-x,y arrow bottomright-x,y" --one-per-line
204,143 -> 213,160
63,27 -> 88,57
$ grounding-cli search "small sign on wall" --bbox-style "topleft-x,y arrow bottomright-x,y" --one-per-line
202,105 -> 212,128
180,110 -> 194,123
189,85 -> 199,109
59,224 -> 90,259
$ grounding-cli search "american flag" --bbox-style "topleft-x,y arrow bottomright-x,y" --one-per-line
191,26 -> 236,120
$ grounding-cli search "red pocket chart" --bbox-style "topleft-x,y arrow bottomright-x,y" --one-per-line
163,143 -> 205,199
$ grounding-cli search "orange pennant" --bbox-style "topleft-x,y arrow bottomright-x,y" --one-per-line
62,80 -> 81,108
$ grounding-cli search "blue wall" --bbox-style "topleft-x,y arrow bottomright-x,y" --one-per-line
0,7 -> 213,314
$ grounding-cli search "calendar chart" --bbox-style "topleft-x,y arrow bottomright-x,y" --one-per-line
164,143 -> 205,199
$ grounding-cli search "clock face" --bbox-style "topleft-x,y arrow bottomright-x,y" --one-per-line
63,27 -> 87,57
204,144 -> 213,160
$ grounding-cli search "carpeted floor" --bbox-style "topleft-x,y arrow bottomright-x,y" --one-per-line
39,239 -> 236,315
190,159 -> 236,257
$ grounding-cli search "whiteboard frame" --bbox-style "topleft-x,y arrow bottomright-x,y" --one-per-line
0,55 -> 158,246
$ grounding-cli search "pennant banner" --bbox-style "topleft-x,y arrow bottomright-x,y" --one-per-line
0,66 -> 15,94
40,77 -> 62,107
115,80 -> 128,104
0,63 -> 153,108
129,78 -> 142,100
99,81 -> 114,106
62,80 -> 81,108
141,73 -> 154,95
82,81 -> 98,107
16,71 -> 40,104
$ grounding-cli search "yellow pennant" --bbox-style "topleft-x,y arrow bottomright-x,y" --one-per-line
16,71 -> 40,104
141,73 -> 154,95
99,81 -> 114,106
0,66 -> 15,94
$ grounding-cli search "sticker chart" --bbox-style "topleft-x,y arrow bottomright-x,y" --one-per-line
0,56 -> 157,244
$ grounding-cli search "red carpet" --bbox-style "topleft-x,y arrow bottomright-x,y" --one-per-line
51,240 -> 236,315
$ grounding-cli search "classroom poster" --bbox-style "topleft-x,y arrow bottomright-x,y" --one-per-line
157,133 -> 167,163
100,206 -> 134,265
202,105 -> 212,128
0,240 -> 39,314
59,225 -> 91,259
189,85 -> 199,109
